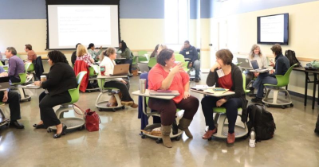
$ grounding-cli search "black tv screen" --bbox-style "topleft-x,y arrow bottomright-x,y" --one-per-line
257,13 -> 289,45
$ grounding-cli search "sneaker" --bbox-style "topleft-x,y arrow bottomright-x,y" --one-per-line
251,97 -> 262,103
194,78 -> 200,83
227,133 -> 235,144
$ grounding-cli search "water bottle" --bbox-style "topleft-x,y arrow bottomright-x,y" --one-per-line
249,128 -> 256,148
100,65 -> 105,76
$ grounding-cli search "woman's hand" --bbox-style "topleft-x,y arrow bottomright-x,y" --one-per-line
2,91 -> 8,103
34,81 -> 42,86
171,63 -> 183,74
211,62 -> 221,72
183,91 -> 190,99
120,79 -> 127,85
216,99 -> 227,107
269,69 -> 275,74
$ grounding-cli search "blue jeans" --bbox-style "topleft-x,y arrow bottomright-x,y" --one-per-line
253,73 -> 277,98
189,60 -> 200,79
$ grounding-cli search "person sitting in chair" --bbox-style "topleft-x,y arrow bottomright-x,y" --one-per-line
251,44 -> 290,103
4,47 -> 25,83
179,40 -> 200,82
148,49 -> 199,148
33,51 -> 77,138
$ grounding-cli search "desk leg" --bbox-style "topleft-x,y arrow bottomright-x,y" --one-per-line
312,74 -> 317,110
305,72 -> 308,106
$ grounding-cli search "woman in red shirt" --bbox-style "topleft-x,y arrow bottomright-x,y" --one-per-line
201,49 -> 247,144
148,49 -> 199,148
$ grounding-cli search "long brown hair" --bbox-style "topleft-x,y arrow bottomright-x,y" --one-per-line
101,47 -> 116,61
249,44 -> 262,59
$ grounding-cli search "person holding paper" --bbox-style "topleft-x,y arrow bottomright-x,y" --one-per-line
99,48 -> 137,108
148,49 -> 199,148
179,40 -> 200,82
201,49 -> 247,144
87,43 -> 102,61
251,44 -> 290,103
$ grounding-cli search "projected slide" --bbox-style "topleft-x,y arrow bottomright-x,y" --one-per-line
48,5 -> 119,49
260,15 -> 284,43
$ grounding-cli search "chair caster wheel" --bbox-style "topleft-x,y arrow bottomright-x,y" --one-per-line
208,137 -> 212,141
175,135 -> 181,141
281,105 -> 286,109
98,108 -> 101,111
156,139 -> 162,144
141,135 -> 146,139
47,129 -> 52,133
290,104 -> 294,107
266,104 -> 270,107
122,106 -> 125,109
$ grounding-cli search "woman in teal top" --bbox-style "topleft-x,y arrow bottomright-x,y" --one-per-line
119,40 -> 133,74
87,43 -> 102,61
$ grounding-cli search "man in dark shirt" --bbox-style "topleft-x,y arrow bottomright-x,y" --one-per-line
71,43 -> 81,66
179,40 -> 200,82
251,44 -> 290,103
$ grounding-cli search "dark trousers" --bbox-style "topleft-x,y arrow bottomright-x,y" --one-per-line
148,96 -> 199,126
39,91 -> 71,127
201,96 -> 242,133
0,91 -> 21,120
10,76 -> 21,83
104,80 -> 133,101
125,59 -> 132,73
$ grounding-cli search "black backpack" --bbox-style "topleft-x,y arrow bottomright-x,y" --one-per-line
247,104 -> 276,141
285,50 -> 301,67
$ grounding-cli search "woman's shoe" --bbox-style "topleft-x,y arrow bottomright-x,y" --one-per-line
227,133 -> 235,144
121,101 -> 134,106
202,128 -> 217,139
53,124 -> 67,139
33,123 -> 47,129
130,103 -> 138,108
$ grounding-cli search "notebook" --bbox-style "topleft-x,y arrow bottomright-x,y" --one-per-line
149,90 -> 180,96
250,60 -> 268,73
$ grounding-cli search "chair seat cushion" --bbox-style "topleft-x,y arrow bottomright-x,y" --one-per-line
213,107 -> 242,113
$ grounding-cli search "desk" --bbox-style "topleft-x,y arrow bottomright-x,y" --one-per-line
190,89 -> 235,97
184,58 -> 191,61
293,67 -> 319,109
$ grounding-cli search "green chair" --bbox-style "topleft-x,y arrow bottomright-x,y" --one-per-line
262,64 -> 297,109
12,73 -> 31,102
174,53 -> 188,72
137,55 -> 148,63
25,63 -> 35,82
86,66 -> 100,92
95,76 -> 124,111
47,71 -> 87,132
137,50 -> 148,57
148,57 -> 157,69
210,73 -> 248,139
0,61 -> 3,66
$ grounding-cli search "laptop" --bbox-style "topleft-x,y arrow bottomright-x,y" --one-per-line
251,60 -> 268,73
111,64 -> 130,76
149,90 -> 180,96
237,58 -> 251,68
0,76 -> 10,91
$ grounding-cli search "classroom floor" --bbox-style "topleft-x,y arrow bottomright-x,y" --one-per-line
0,74 -> 318,167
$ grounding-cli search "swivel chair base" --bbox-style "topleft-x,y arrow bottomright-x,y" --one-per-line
262,88 -> 293,109
12,87 -> 31,102
95,90 -> 124,112
47,104 -> 85,132
140,123 -> 183,143
0,106 -> 10,128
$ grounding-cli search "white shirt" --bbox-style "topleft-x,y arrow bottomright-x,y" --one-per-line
99,56 -> 123,81
250,54 -> 268,69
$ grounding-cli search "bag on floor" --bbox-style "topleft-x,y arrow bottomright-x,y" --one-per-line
315,113 -> 319,134
285,50 -> 301,67
85,109 -> 101,132
247,104 -> 276,141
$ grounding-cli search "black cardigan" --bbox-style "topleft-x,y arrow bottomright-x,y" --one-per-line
206,63 -> 248,122
42,62 -> 77,97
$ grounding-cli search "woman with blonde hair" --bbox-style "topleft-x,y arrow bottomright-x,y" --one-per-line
99,47 -> 137,108
150,44 -> 167,58
76,44 -> 94,66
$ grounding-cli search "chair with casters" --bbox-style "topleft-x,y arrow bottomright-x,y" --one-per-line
148,57 -> 157,69
11,73 -> 31,102
137,51 -> 148,57
86,66 -> 100,92
95,77 -> 124,111
47,71 -> 87,133
208,73 -> 249,140
174,54 -> 189,72
25,63 -> 35,82
262,64 -> 297,109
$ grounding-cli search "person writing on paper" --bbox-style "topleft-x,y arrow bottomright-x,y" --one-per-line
87,43 -> 102,61
76,44 -> 94,66
99,48 -> 137,108
33,51 -> 77,138
201,49 -> 247,144
148,49 -> 199,148
251,44 -> 290,103
245,44 -> 268,90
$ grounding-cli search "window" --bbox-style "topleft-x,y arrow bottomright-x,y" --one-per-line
164,0 -> 189,46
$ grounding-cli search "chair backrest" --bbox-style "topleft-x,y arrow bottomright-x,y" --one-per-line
276,63 -> 297,87
137,50 -> 147,56
0,61 -> 3,66
242,73 -> 250,93
88,66 -> 96,77
148,57 -> 157,68
174,53 -> 188,70
138,55 -> 148,62
69,71 -> 87,104
18,73 -> 27,84
132,56 -> 138,65
25,63 -> 34,72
